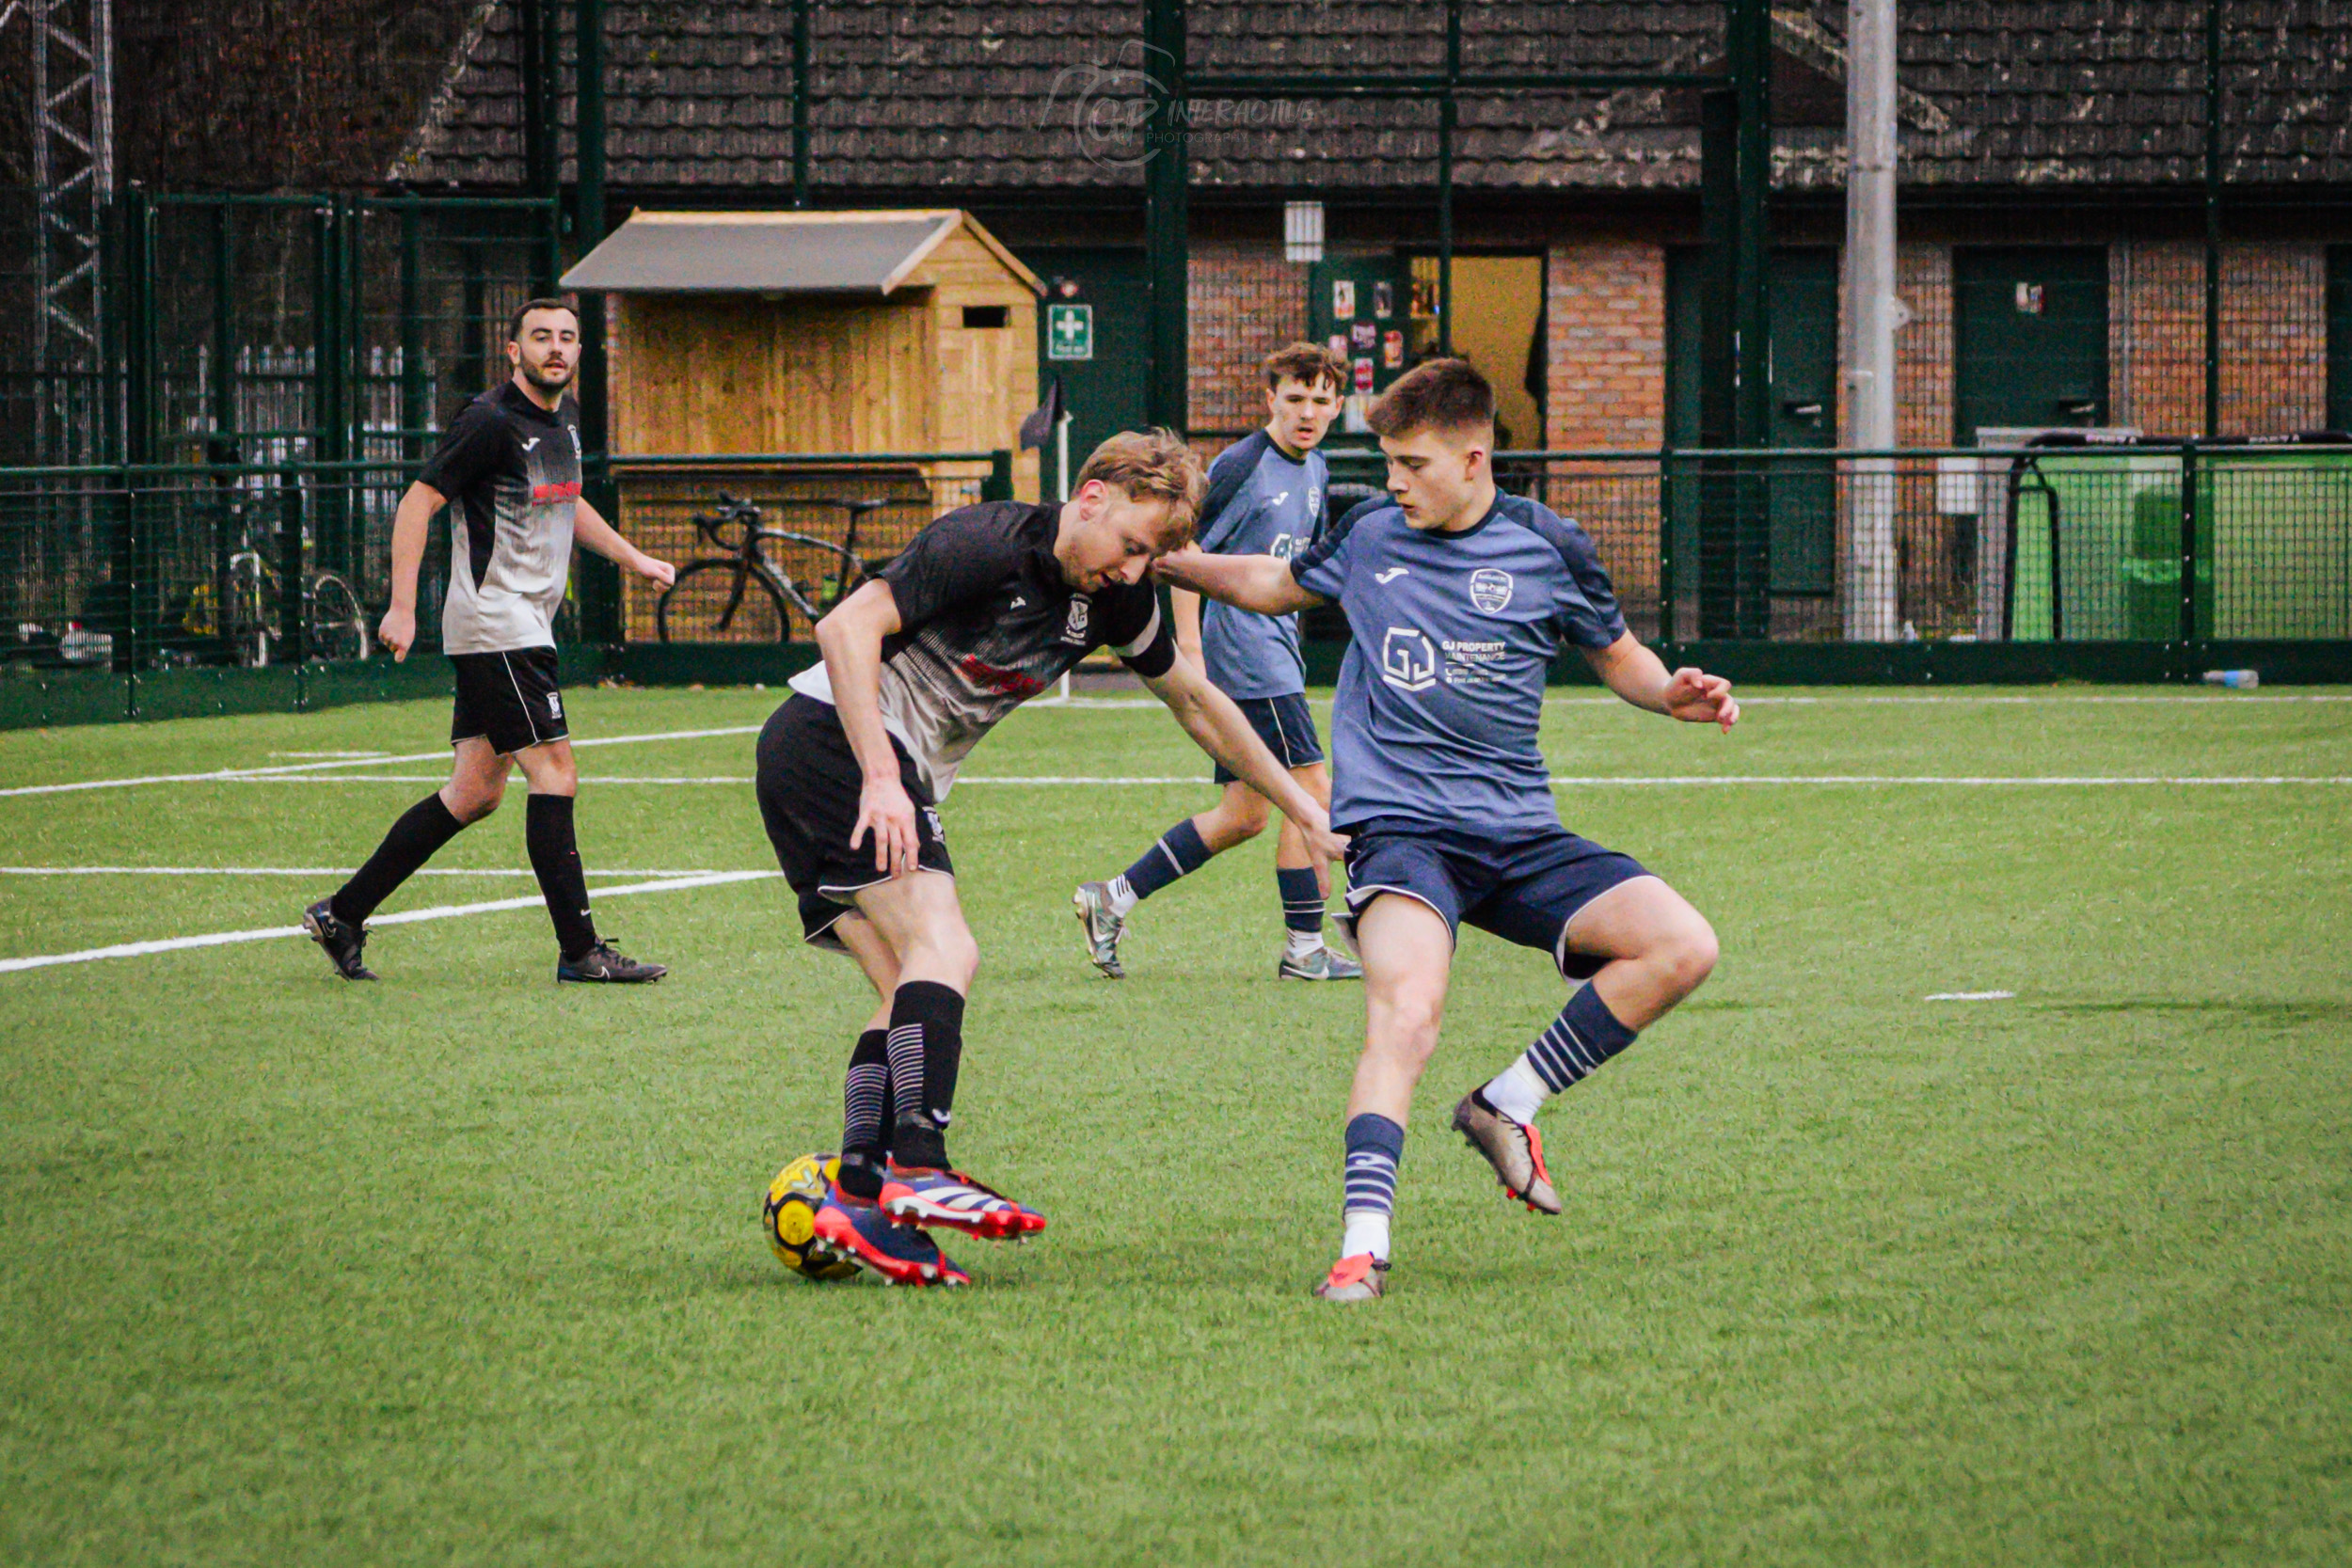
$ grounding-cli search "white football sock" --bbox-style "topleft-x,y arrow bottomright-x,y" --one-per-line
1340,1210 -> 1391,1263
1283,927 -> 1325,961
1104,875 -> 1140,917
1481,1057 -> 1550,1125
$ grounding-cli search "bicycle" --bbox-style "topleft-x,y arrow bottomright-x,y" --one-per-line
655,493 -> 889,642
221,549 -> 373,666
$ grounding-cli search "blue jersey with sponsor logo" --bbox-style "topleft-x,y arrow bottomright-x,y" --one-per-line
1195,432 -> 1327,700
1289,492 -> 1628,833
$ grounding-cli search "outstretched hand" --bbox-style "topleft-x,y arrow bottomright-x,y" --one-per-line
632,550 -> 677,588
1661,667 -> 1740,732
1151,545 -> 1205,589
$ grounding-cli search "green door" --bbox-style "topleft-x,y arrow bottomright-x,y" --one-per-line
1952,246 -> 2109,442
1663,246 -> 1838,596
1309,258 -> 1416,412
1025,248 -> 1150,496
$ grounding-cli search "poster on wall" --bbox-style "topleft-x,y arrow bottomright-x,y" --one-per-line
1373,281 -> 1394,319
1382,329 -> 1405,369
1352,357 -> 1375,392
1350,321 -> 1376,351
1332,279 -> 1356,317
1327,334 -> 1349,360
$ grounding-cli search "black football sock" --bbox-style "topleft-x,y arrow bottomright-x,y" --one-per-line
885,979 -> 965,1169
524,793 -> 599,960
837,1027 -> 891,1199
1277,865 -> 1327,935
330,792 -> 466,926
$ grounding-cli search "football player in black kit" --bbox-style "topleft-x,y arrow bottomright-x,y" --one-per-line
302,299 -> 675,984
755,430 -> 1347,1285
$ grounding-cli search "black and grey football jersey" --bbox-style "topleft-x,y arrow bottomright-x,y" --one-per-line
788,500 -> 1175,797
417,381 -> 583,655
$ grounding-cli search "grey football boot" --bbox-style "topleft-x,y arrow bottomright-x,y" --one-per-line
1071,880 -> 1128,979
1451,1088 -> 1563,1215
1277,942 -> 1364,981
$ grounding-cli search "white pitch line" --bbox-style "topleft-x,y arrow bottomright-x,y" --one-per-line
0,865 -> 739,878
0,723 -> 766,799
1927,990 -> 2017,1001
0,869 -> 781,975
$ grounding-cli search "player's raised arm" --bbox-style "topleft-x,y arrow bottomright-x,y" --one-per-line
1153,545 -> 1323,618
812,579 -> 923,875
1137,649 -> 1348,891
1582,632 -> 1740,733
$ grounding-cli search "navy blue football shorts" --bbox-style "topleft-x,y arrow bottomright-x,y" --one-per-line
1339,817 -> 1649,978
1212,691 -> 1325,785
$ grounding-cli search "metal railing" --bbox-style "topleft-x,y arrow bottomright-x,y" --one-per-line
1,440 -> 2342,728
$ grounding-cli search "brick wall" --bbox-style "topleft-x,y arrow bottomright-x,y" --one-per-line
1188,242 -> 1311,436
2113,241 -> 2327,436
1542,242 -> 1665,451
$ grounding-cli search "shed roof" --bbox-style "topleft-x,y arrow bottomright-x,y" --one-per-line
559,209 -> 1042,293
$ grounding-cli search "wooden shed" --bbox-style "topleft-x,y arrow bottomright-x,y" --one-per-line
564,208 -> 1041,470
561,210 -> 1043,641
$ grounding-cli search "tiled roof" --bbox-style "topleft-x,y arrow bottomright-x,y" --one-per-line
393,1 -> 2352,193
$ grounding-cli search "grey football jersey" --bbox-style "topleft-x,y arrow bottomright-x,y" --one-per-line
788,501 -> 1174,799
418,382 -> 583,655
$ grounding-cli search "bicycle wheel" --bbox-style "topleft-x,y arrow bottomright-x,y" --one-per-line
657,560 -> 791,642
224,555 -> 273,668
306,574 -> 372,662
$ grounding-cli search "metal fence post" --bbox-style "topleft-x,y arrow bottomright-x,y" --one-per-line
983,449 -> 1014,502
791,0 -> 812,209
400,193 -> 426,464
120,472 -> 140,716
2177,441 -> 2201,674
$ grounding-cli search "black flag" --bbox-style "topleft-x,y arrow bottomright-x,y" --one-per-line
1019,375 -> 1066,451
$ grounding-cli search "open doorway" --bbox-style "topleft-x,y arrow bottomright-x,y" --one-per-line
1408,254 -> 1547,451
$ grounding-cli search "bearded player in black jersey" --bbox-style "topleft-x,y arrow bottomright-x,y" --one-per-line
755,430 -> 1348,1285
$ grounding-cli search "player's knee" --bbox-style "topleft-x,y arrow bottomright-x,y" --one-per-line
1229,798 -> 1270,839
447,781 -> 502,823
1371,985 -> 1446,1051
1656,913 -> 1719,999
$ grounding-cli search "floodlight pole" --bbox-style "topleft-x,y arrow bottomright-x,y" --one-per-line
1843,0 -> 1899,641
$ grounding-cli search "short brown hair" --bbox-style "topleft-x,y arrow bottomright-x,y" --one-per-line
1263,341 -> 1348,394
1368,356 -> 1495,439
1074,428 -> 1207,543
508,296 -> 580,341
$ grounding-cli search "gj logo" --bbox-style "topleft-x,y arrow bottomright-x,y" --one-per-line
1470,568 -> 1515,614
1269,531 -> 1297,562
1061,597 -> 1091,644
1380,627 -> 1438,692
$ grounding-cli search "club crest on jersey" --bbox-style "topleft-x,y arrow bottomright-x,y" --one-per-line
1379,626 -> 1438,692
1470,568 -> 1515,614
1061,596 -> 1090,644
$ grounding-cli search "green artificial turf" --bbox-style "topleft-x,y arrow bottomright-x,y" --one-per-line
0,686 -> 2347,1565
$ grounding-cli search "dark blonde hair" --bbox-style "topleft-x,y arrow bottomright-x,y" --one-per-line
1074,428 -> 1208,544
1368,356 -> 1494,438
1263,341 -> 1348,395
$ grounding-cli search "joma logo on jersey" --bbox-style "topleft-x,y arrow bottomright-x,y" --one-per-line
1379,626 -> 1438,692
1470,568 -> 1514,613
1061,597 -> 1090,644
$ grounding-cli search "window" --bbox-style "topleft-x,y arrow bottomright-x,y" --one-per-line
961,306 -> 1009,329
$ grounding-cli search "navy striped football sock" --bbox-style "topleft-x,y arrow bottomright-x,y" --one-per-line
1110,818 -> 1213,912
1340,1112 -> 1405,1262
1483,983 -> 1639,1124
1276,865 -> 1326,936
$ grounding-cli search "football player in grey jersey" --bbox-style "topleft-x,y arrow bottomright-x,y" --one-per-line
303,299 -> 676,985
1159,360 -> 1738,1302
